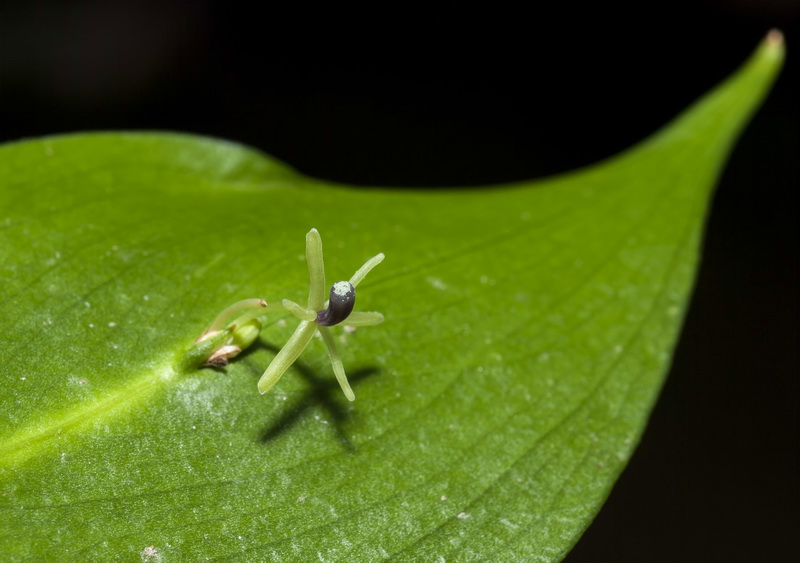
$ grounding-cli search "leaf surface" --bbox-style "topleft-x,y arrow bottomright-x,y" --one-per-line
0,36 -> 783,561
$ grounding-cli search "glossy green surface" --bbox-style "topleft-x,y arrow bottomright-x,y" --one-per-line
0,36 -> 783,561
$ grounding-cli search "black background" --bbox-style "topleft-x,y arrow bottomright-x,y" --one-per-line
1,1 -> 797,561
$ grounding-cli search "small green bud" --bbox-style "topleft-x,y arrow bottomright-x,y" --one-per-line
231,319 -> 262,350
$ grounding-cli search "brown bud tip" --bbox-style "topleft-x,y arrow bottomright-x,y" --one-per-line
766,29 -> 784,47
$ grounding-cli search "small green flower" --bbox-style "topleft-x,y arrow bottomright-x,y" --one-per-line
198,228 -> 384,401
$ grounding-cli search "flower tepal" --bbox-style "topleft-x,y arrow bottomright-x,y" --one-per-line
198,228 -> 385,401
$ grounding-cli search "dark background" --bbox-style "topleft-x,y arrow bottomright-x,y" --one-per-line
1,1 -> 796,560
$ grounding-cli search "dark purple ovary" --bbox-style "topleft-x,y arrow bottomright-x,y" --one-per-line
316,282 -> 356,326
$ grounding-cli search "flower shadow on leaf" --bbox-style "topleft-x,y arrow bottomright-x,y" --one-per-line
238,340 -> 379,452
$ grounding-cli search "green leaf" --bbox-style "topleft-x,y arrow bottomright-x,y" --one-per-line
0,35 -> 783,561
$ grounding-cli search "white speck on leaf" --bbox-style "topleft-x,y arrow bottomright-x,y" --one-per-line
457,512 -> 470,520
500,518 -> 519,529
426,277 -> 447,291
141,546 -> 160,562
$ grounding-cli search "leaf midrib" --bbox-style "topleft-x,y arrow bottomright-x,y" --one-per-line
0,360 -> 176,468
